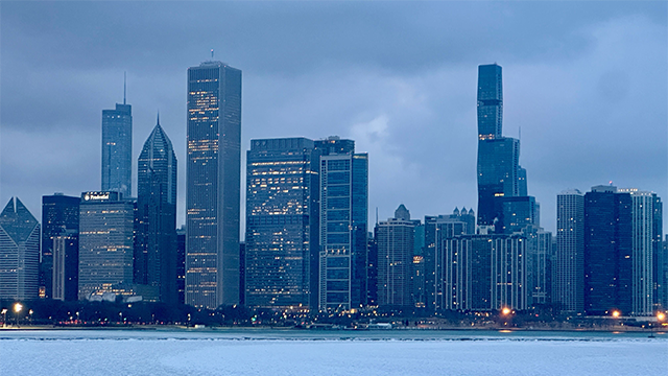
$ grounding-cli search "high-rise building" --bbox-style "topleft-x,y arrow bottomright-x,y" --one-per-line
376,205 -> 418,307
101,87 -> 132,197
617,188 -> 663,315
583,185 -> 632,315
42,193 -> 80,301
136,117 -> 178,304
423,209 -> 475,311
78,191 -> 136,300
186,61 -> 242,309
524,226 -> 552,306
554,189 -> 585,313
475,64 -> 530,230
316,137 -> 368,311
244,138 -> 320,310
443,234 -> 527,311
0,197 -> 40,300
176,226 -> 186,304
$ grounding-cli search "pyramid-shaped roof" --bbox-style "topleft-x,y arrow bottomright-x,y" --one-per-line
0,197 -> 39,243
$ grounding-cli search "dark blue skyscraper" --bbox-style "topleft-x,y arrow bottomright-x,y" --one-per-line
137,116 -> 177,304
101,83 -> 132,197
186,61 -> 242,309
245,138 -> 320,310
42,193 -> 80,300
583,185 -> 632,315
315,137 -> 368,311
477,64 -> 503,140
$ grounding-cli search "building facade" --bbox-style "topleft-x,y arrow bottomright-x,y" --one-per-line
553,189 -> 585,313
41,193 -> 80,300
78,192 -> 136,300
0,198 -> 40,300
137,118 -> 178,304
316,137 -> 368,311
186,61 -> 242,309
583,185 -> 632,315
101,101 -> 132,198
245,138 -> 320,310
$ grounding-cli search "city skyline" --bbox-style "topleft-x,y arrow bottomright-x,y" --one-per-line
1,1 -> 666,237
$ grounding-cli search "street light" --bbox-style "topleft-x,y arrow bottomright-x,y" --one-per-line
657,312 -> 666,322
14,303 -> 23,327
611,310 -> 621,318
29,309 -> 33,325
1,309 -> 7,327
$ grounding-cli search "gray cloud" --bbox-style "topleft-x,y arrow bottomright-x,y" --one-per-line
1,1 -> 666,236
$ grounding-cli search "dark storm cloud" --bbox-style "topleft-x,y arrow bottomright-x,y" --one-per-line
1,1 -> 666,235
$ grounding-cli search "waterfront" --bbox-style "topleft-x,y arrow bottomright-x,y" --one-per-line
1,329 -> 666,375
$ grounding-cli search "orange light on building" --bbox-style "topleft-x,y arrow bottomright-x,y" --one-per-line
611,310 -> 621,318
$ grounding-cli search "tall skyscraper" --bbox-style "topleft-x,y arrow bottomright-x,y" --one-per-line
617,188 -> 663,315
136,117 -> 178,304
245,138 -> 320,310
186,61 -> 242,309
42,193 -> 80,300
316,137 -> 368,311
0,197 -> 40,300
376,205 -> 418,307
78,191 -> 135,300
554,189 -> 585,313
475,64 -> 530,229
583,185 -> 632,315
101,83 -> 132,197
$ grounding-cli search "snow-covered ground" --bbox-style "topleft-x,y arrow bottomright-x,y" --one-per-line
1,330 -> 666,376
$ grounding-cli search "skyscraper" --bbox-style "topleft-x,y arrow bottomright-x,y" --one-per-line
101,84 -> 132,197
186,60 -> 242,309
0,197 -> 40,300
42,193 -> 80,301
78,191 -> 135,300
583,185 -> 632,315
137,116 -> 178,304
617,188 -> 663,315
376,205 -> 418,307
554,189 -> 585,313
245,138 -> 320,310
316,137 -> 368,311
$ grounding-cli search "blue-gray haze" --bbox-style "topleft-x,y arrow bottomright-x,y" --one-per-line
1,1 -> 666,236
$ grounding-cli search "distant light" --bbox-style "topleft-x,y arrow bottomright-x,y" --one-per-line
612,310 -> 621,318
14,303 -> 22,313
501,307 -> 512,316
657,312 -> 666,321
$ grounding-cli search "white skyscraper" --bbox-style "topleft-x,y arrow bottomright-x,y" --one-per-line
554,189 -> 585,313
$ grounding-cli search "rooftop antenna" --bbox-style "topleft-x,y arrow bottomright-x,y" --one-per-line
156,110 -> 160,126
519,126 -> 521,141
211,49 -> 214,59
123,71 -> 126,105
375,207 -> 379,226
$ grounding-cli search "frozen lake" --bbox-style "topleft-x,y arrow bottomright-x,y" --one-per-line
1,329 -> 666,375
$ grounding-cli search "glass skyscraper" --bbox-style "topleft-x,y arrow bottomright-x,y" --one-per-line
0,197 -> 40,300
42,193 -> 80,300
101,100 -> 132,198
316,137 -> 368,311
245,138 -> 320,310
554,189 -> 585,313
137,117 -> 178,304
186,61 -> 242,309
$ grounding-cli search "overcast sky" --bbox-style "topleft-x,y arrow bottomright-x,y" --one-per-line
1,1 -> 666,236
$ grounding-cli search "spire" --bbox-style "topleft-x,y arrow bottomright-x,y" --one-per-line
156,111 -> 160,126
123,71 -> 126,105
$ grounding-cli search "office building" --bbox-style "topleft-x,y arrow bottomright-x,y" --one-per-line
316,137 -> 368,311
0,197 -> 40,300
42,193 -> 80,301
524,226 -> 552,306
101,87 -> 132,197
376,205 -> 418,307
553,189 -> 585,313
186,60 -> 242,309
176,226 -> 186,304
583,185 -> 632,315
618,188 -> 663,315
136,117 -> 178,304
78,192 -> 136,300
245,138 -> 320,310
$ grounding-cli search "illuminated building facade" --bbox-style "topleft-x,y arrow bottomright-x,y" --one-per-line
186,61 -> 242,309
583,185 -> 632,315
78,191 -> 136,300
316,137 -> 368,311
42,193 -> 80,301
554,189 -> 585,313
137,118 -> 178,304
101,101 -> 132,198
0,197 -> 40,300
245,138 -> 320,310
376,205 -> 418,307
